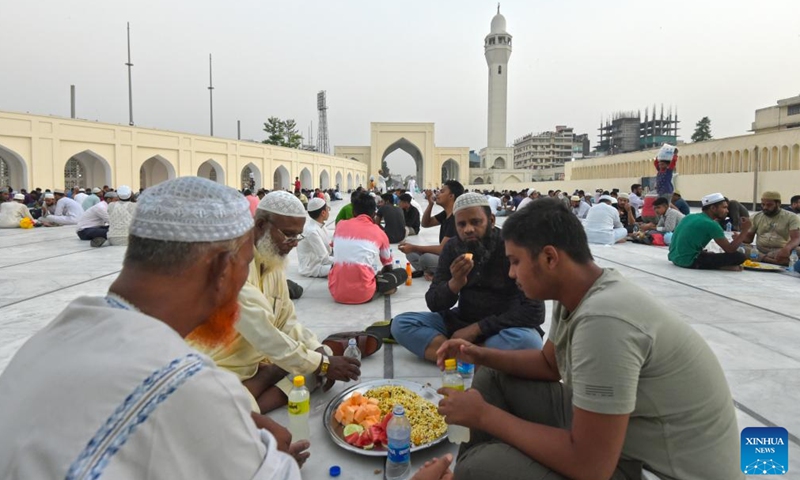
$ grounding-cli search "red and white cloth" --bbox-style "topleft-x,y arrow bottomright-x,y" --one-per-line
329,214 -> 392,304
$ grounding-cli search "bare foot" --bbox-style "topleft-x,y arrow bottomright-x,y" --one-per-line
719,265 -> 743,272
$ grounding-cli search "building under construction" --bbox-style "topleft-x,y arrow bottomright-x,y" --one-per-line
596,105 -> 679,155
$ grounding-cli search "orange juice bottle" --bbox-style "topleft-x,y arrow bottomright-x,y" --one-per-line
405,262 -> 412,286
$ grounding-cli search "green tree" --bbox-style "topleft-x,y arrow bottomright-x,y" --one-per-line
691,117 -> 713,142
262,117 -> 303,148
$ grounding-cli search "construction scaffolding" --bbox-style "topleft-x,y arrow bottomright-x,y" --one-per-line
597,105 -> 679,155
316,91 -> 330,155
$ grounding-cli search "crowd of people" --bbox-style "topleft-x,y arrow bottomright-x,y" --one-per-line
0,157 -> 798,479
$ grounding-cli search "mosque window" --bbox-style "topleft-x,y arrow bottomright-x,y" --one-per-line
788,104 -> 800,116
489,37 -> 495,45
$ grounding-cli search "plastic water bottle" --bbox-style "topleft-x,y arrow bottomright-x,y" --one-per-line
725,221 -> 732,233
788,251 -> 799,272
287,375 -> 310,441
750,246 -> 759,261
343,338 -> 361,382
633,225 -> 639,234
457,360 -> 474,390
385,404 -> 412,480
442,359 -> 470,444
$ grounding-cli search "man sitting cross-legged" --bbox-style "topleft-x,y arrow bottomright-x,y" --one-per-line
0,177 -> 305,478
736,191 -> 800,266
435,198 -> 742,480
391,192 -> 545,362
668,193 -> 749,271
193,190 -> 361,414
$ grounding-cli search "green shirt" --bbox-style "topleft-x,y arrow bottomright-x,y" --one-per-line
335,203 -> 353,224
550,269 -> 743,480
668,213 -> 724,267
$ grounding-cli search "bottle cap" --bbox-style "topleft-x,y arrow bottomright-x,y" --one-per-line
348,338 -> 357,345
329,466 -> 341,477
293,375 -> 305,388
392,404 -> 405,415
444,358 -> 456,369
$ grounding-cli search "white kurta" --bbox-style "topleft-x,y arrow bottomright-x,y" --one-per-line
76,201 -> 108,231
0,296 -> 300,480
107,201 -> 137,246
46,197 -> 84,225
583,202 -> 626,245
297,218 -> 334,277
0,202 -> 32,228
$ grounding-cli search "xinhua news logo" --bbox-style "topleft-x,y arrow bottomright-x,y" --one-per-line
741,427 -> 788,475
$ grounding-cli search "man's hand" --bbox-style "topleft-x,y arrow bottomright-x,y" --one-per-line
425,189 -> 435,202
740,216 -> 752,232
251,413 -> 292,453
411,454 -> 454,480
437,388 -> 488,430
435,339 -> 484,369
288,441 -> 311,468
448,254 -> 474,292
398,242 -> 416,254
451,323 -> 482,343
320,356 -> 361,391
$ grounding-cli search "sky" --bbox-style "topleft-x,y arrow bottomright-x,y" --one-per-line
1,0 -> 799,177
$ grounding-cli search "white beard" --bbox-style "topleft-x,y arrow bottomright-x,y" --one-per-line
256,234 -> 287,273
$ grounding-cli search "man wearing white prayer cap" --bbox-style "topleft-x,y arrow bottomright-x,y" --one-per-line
669,193 -> 750,270
192,190 -> 360,414
0,193 -> 34,228
0,176 -> 304,479
583,195 -> 628,245
296,197 -> 334,278
39,188 -> 84,227
390,192 -> 546,363
106,185 -> 137,246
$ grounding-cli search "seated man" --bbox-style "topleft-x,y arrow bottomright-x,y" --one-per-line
717,198 -> 750,232
583,195 -> 627,245
436,198 -> 742,480
81,187 -> 102,211
195,191 -> 361,414
376,193 -> 407,243
334,189 -> 361,225
616,193 -> 637,232
76,192 -> 117,246
496,193 -> 515,217
106,185 -> 137,246
640,196 -> 684,244
329,193 -> 408,304
296,197 -> 334,277
39,189 -> 83,226
398,193 -> 420,236
569,195 -> 590,219
668,193 -> 749,270
736,191 -> 800,266
671,190 -> 691,215
399,180 -> 464,279
391,192 -> 545,362
784,194 -> 800,214
0,177 -> 304,479
0,193 -> 34,228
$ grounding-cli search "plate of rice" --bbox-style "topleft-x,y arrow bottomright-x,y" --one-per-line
323,379 -> 448,456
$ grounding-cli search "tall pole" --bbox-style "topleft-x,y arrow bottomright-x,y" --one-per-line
208,54 -> 214,136
125,22 -> 134,126
752,146 -> 759,211
237,120 -> 241,140
70,85 -> 76,119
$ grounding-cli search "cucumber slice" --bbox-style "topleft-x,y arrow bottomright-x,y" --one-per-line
343,423 -> 364,437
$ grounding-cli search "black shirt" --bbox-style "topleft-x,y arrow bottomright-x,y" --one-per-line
434,210 -> 457,243
377,205 -> 406,243
425,227 -> 545,338
404,205 -> 421,234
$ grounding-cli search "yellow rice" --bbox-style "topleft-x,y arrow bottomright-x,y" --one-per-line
364,385 -> 447,446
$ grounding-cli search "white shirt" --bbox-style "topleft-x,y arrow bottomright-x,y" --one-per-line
486,195 -> 502,213
517,196 -> 533,211
107,201 -> 138,245
0,202 -> 32,228
629,192 -> 644,210
0,296 -> 300,480
76,201 -> 108,231
572,201 -> 591,219
584,202 -> 624,232
73,192 -> 88,205
54,197 -> 84,218
297,217 -> 334,277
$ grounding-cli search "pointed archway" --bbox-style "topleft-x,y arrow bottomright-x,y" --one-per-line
0,145 -> 29,190
347,173 -> 353,191
335,171 -> 343,191
139,155 -> 176,189
64,150 -> 112,189
319,169 -> 330,190
492,157 -> 506,169
273,165 -> 290,190
441,158 -> 459,184
198,159 -> 224,184
299,168 -> 312,189
241,163 -> 261,191
355,174 -> 362,188
381,137 -> 424,188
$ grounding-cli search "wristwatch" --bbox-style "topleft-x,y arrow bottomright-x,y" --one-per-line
319,355 -> 330,377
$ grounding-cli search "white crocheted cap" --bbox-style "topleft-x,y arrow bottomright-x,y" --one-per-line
453,192 -> 490,214
307,197 -> 326,213
130,176 -> 253,243
257,190 -> 307,218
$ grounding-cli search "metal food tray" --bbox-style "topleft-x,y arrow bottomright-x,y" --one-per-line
323,379 -> 448,457
743,263 -> 785,272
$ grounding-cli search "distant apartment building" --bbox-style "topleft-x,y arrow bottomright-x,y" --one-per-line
751,94 -> 800,133
596,106 -> 679,155
513,125 -> 590,170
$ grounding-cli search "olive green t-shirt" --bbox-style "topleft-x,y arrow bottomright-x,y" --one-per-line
668,213 -> 724,267
750,209 -> 800,251
550,269 -> 743,480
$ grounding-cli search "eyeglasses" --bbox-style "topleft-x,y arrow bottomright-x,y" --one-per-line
267,220 -> 305,244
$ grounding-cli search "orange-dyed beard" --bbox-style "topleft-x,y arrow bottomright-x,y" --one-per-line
186,290 -> 241,348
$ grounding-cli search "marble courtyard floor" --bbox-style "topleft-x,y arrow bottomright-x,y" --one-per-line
1,199 -> 798,478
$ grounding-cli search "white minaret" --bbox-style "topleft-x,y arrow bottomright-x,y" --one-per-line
480,5 -> 514,170
485,5 -> 511,148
